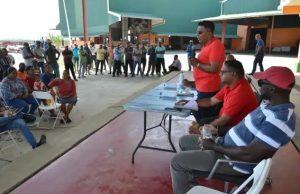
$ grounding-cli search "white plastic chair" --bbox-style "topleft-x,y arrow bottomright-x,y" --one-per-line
187,159 -> 272,194
0,130 -> 22,162
32,91 -> 66,129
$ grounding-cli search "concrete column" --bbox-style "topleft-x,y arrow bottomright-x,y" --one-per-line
122,17 -> 128,42
221,21 -> 227,44
82,0 -> 88,43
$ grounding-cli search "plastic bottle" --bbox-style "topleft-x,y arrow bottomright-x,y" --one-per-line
177,73 -> 184,94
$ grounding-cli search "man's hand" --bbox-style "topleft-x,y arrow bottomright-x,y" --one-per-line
188,121 -> 201,134
202,139 -> 216,150
190,58 -> 199,67
203,124 -> 218,135
175,99 -> 189,106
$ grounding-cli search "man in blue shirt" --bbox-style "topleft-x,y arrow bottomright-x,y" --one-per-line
72,44 -> 79,73
249,34 -> 265,75
170,66 -> 296,194
41,64 -> 56,88
155,41 -> 167,76
186,40 -> 196,71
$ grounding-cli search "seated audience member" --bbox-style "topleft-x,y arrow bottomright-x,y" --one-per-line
0,67 -> 38,114
168,55 -> 182,72
48,70 -> 77,123
33,75 -> 46,91
0,104 -> 46,149
41,64 -> 55,88
16,63 -> 27,81
180,60 -> 258,134
23,66 -> 36,93
170,66 -> 296,194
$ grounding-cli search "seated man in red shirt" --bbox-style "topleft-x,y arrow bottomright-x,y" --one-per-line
23,66 -> 36,93
178,60 -> 258,135
48,70 -> 77,123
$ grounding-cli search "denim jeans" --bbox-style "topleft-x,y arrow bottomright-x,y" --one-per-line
1,118 -> 37,148
7,95 -> 38,114
192,91 -> 218,124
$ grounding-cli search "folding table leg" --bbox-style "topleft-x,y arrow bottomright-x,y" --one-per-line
131,111 -> 147,164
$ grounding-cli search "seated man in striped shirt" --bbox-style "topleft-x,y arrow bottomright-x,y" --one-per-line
170,66 -> 296,194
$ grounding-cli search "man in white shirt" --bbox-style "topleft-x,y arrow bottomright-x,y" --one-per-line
33,41 -> 45,73
168,55 -> 181,72
22,42 -> 34,67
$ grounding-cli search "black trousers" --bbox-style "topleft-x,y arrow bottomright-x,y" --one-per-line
65,63 -> 76,80
146,59 -> 156,75
113,60 -> 122,76
141,58 -> 147,73
169,66 -> 180,72
251,55 -> 264,74
125,59 -> 133,76
156,58 -> 167,75
95,60 -> 105,74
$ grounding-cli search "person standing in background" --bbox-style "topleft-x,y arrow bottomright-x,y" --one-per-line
249,34 -> 265,75
186,40 -> 196,71
72,44 -> 80,73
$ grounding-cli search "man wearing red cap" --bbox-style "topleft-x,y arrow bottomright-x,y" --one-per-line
170,66 -> 296,194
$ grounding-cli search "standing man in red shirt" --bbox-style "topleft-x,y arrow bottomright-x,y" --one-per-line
183,21 -> 225,125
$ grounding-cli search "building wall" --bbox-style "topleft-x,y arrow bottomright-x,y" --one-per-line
266,28 -> 300,48
138,34 -> 169,46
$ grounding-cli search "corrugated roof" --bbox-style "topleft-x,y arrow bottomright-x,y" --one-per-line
193,10 -> 283,22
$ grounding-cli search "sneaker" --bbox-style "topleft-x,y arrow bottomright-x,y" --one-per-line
36,135 -> 46,147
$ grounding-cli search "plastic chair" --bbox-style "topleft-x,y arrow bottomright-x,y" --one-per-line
0,130 -> 22,162
187,158 -> 272,194
32,91 -> 66,129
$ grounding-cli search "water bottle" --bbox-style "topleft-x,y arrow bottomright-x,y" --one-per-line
177,73 -> 184,94
202,125 -> 213,139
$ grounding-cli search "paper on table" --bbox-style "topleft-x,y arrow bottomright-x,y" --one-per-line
174,100 -> 198,111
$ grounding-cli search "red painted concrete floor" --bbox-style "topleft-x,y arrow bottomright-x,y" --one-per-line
12,112 -> 300,194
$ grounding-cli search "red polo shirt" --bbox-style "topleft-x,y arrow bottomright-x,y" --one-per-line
214,78 -> 258,126
48,79 -> 77,98
194,37 -> 225,92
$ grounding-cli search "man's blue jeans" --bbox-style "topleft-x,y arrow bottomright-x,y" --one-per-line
192,91 -> 219,124
7,95 -> 38,114
1,118 -> 37,148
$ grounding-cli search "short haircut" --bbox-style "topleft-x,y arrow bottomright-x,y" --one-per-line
198,21 -> 215,33
224,60 -> 244,77
25,66 -> 33,71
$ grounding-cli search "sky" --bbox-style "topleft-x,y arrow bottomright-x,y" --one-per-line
0,0 -> 60,40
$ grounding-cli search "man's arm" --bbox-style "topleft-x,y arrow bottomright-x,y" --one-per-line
197,96 -> 220,107
196,60 -> 221,73
209,115 -> 232,127
55,49 -> 61,60
203,138 -> 276,162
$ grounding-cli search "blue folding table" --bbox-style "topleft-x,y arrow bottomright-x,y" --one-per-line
123,83 -> 195,164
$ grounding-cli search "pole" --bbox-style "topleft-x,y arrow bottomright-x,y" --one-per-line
221,21 -> 227,44
82,0 -> 88,43
269,16 -> 275,54
62,0 -> 71,42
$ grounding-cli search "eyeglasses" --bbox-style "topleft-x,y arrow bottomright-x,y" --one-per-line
220,70 -> 233,75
